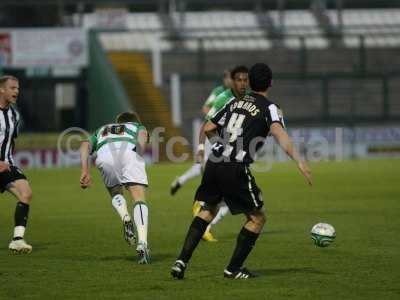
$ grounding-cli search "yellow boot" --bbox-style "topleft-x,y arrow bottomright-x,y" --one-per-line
192,201 -> 217,241
202,227 -> 218,242
192,200 -> 202,216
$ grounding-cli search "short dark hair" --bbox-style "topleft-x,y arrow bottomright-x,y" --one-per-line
249,63 -> 272,92
231,65 -> 249,79
116,111 -> 141,124
0,75 -> 18,87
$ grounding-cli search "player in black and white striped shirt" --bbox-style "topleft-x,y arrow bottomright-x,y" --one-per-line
0,75 -> 33,253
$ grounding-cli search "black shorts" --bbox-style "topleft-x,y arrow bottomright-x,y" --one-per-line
0,166 -> 27,193
195,161 -> 263,215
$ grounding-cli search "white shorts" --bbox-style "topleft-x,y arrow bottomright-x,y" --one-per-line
95,143 -> 148,188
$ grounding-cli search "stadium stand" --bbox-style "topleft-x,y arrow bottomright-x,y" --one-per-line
327,9 -> 400,47
83,12 -> 163,30
77,5 -> 400,143
89,8 -> 400,53
92,9 -> 400,77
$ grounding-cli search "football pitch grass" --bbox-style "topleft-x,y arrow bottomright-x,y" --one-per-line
0,159 -> 399,300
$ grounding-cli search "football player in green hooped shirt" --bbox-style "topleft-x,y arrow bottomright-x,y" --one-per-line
170,65 -> 249,241
201,69 -> 232,115
80,111 -> 151,264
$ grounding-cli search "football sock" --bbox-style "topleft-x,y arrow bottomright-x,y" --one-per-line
210,205 -> 230,226
226,227 -> 259,272
13,202 -> 29,240
178,163 -> 202,185
177,216 -> 209,263
111,194 -> 131,222
133,201 -> 149,245
13,226 -> 25,240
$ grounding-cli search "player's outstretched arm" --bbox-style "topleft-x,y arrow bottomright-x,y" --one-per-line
196,121 -> 207,163
270,123 -> 312,186
137,129 -> 148,156
79,141 -> 92,189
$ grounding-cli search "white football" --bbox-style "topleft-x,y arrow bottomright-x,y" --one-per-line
310,223 -> 336,247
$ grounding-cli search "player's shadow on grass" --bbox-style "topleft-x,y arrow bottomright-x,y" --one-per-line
99,255 -> 134,262
32,243 -> 59,251
223,230 -> 287,240
99,253 -> 173,263
0,242 -> 58,252
254,267 -> 331,276
260,229 -> 288,235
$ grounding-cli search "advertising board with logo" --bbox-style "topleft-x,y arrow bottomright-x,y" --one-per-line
0,28 -> 87,67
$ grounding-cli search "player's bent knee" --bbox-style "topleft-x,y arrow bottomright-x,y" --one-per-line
197,209 -> 215,223
108,185 -> 123,197
253,217 -> 265,228
133,198 -> 147,204
250,211 -> 266,227
127,185 -> 146,201
20,190 -> 33,203
258,214 -> 267,226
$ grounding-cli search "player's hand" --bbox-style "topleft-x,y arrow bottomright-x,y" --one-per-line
195,149 -> 205,164
298,161 -> 312,186
80,172 -> 92,189
0,161 -> 11,172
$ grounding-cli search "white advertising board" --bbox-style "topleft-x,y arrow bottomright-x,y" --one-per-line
1,28 -> 87,67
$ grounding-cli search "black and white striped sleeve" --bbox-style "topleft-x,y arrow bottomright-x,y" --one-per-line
266,104 -> 285,129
